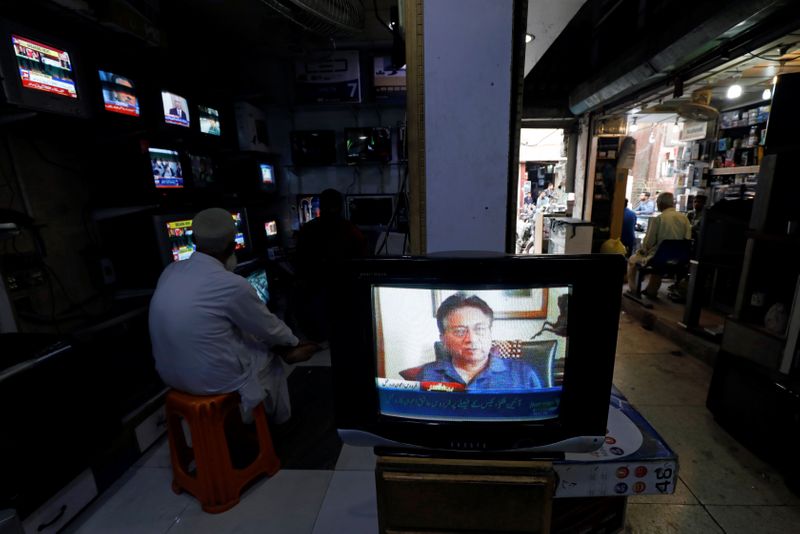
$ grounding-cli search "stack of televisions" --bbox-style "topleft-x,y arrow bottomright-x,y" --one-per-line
0,24 -> 285,286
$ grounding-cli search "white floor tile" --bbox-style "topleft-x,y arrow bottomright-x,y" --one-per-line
334,444 -> 377,471
135,436 -> 171,468
68,468 -> 191,534
612,352 -> 713,407
169,470 -> 333,534
312,471 -> 377,534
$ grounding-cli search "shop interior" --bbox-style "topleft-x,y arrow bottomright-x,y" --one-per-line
2,0 -> 800,532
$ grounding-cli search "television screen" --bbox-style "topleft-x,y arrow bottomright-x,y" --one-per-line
149,148 -> 184,188
188,153 -> 216,188
98,70 -> 139,116
231,211 -> 247,251
330,255 -> 625,453
290,130 -> 337,166
259,163 -> 274,185
165,218 -> 194,262
265,220 -> 278,237
345,127 -> 391,163
198,105 -> 220,135
297,195 -> 320,225
12,35 -> 76,98
374,286 -> 569,422
246,269 -> 269,304
346,195 -> 394,226
161,91 -> 189,127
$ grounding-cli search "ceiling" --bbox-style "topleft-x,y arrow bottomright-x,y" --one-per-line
523,0 -> 800,120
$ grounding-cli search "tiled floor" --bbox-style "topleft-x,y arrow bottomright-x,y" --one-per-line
65,314 -> 800,533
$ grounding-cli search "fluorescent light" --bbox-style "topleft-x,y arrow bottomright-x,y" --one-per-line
762,88 -> 772,100
629,117 -> 638,132
629,107 -> 641,114
525,34 -> 534,43
726,84 -> 743,99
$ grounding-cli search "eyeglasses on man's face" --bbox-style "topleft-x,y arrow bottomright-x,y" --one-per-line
446,324 -> 491,339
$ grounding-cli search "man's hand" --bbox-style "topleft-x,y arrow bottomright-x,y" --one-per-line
273,341 -> 320,365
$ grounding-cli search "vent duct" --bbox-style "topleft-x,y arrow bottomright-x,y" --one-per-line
261,0 -> 365,36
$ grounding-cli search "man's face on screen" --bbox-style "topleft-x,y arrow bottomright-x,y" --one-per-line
441,306 -> 493,367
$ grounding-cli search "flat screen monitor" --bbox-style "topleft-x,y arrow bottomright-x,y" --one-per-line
345,127 -> 391,163
149,148 -> 184,188
187,153 -> 217,189
330,255 -> 625,453
297,194 -> 321,225
98,70 -> 139,116
198,105 -> 220,135
265,220 -> 278,237
290,130 -> 337,166
161,91 -> 190,127
346,194 -> 395,227
11,34 -> 76,99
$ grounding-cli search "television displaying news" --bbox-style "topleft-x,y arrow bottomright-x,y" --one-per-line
12,35 -> 77,98
265,220 -> 278,237
373,286 -> 570,422
149,148 -> 184,188
98,70 -> 139,116
165,219 -> 194,262
198,105 -> 220,135
231,212 -> 246,250
161,91 -> 190,127
259,163 -> 274,185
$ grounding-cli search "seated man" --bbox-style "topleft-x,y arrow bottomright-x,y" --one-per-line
149,207 -> 317,424
627,192 -> 691,298
412,293 -> 542,390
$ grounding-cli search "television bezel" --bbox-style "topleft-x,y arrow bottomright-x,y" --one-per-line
0,22 -> 90,118
345,193 -> 396,228
147,145 -> 186,190
329,254 -> 625,453
344,126 -> 392,163
290,129 -> 337,166
160,89 -> 191,129
197,103 -> 221,136
186,151 -> 221,191
97,68 -> 140,118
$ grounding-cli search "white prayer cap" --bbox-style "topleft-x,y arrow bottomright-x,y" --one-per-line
192,208 -> 235,254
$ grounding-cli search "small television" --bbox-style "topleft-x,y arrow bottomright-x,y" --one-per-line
187,153 -> 218,189
345,127 -> 392,163
149,147 -> 184,188
161,90 -> 190,127
296,194 -> 321,226
198,105 -> 221,136
265,220 -> 278,238
98,70 -> 139,117
259,163 -> 275,188
290,130 -> 337,166
330,255 -> 624,453
154,209 -> 252,266
0,26 -> 89,117
346,194 -> 395,227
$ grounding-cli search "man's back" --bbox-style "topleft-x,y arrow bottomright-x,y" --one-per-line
640,208 -> 691,257
149,252 -> 296,395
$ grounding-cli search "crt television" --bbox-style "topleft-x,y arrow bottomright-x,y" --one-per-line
329,254 -> 624,453
198,105 -> 220,136
149,147 -> 184,188
161,90 -> 190,127
98,70 -> 139,117
345,127 -> 392,163
0,25 -> 90,117
290,130 -> 337,166
346,194 -> 395,227
154,209 -> 252,266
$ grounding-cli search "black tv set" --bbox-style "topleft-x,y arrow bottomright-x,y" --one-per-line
161,90 -> 190,128
0,24 -> 90,118
296,194 -> 321,226
153,209 -> 252,266
198,104 -> 221,136
345,127 -> 392,163
259,162 -> 276,191
264,219 -> 278,239
98,70 -> 139,117
329,254 -> 625,453
346,194 -> 395,227
187,152 -> 219,189
148,147 -> 184,189
290,130 -> 337,166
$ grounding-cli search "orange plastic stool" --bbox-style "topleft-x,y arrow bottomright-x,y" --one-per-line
165,390 -> 281,513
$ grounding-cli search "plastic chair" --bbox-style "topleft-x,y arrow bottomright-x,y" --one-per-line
165,390 -> 280,514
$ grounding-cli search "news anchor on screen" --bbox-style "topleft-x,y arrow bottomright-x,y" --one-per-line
401,293 -> 542,390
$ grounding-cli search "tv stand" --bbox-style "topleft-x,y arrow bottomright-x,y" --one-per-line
374,453 -> 555,533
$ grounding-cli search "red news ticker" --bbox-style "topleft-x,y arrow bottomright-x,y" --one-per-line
420,381 -> 465,392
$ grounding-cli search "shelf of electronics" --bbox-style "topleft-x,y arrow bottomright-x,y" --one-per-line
709,165 -> 760,176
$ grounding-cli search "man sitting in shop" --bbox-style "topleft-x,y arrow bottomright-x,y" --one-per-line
634,191 -> 656,214
149,207 -> 318,424
405,293 -> 542,390
626,192 -> 691,298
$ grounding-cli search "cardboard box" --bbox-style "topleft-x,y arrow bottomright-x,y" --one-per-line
553,388 -> 678,498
